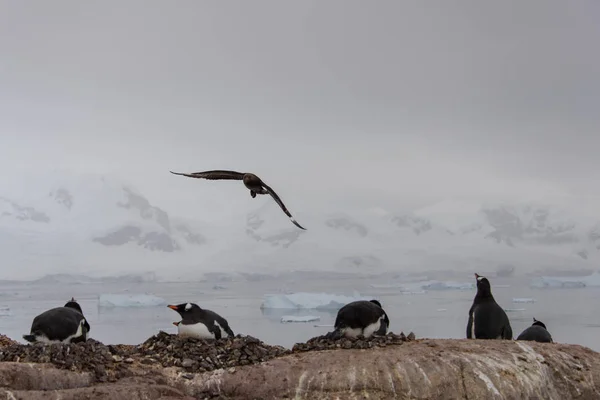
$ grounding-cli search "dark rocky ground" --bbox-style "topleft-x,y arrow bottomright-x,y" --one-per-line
0,330 -> 415,382
1,332 -> 599,399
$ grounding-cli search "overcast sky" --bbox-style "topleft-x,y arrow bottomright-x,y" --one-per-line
1,0 -> 598,216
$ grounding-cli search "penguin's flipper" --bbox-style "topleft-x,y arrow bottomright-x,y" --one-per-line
210,323 -> 222,340
466,312 -> 474,339
215,315 -> 235,337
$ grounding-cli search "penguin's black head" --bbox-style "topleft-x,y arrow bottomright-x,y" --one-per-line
369,299 -> 383,308
168,302 -> 201,315
532,317 -> 547,329
474,273 -> 492,296
64,297 -> 84,314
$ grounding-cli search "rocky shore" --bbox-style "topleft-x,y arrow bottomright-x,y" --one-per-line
0,332 -> 599,399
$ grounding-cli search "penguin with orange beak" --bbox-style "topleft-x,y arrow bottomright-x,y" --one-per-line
168,302 -> 234,340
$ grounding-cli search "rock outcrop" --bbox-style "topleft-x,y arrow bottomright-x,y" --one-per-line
1,333 -> 599,400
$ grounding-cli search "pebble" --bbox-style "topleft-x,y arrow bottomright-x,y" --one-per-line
182,358 -> 194,368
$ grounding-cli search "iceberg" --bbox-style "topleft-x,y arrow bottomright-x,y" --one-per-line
280,315 -> 321,323
530,272 -> 600,289
260,292 -> 373,310
98,293 -> 167,308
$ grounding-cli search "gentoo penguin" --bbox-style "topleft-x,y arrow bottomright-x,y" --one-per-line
466,273 -> 513,340
169,169 -> 306,230
23,297 -> 90,344
168,303 -> 235,339
516,318 -> 553,343
328,299 -> 390,339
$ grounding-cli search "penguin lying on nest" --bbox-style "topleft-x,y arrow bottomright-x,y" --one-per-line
23,297 -> 90,344
517,318 -> 553,343
168,302 -> 235,339
466,273 -> 513,340
326,300 -> 390,340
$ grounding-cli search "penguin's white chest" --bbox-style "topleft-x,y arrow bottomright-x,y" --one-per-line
362,318 -> 382,338
471,311 -> 476,338
177,322 -> 215,339
340,318 -> 382,339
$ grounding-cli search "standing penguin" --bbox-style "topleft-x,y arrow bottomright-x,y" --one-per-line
517,318 -> 553,343
23,297 -> 90,344
328,299 -> 390,339
168,303 -> 235,339
466,273 -> 512,340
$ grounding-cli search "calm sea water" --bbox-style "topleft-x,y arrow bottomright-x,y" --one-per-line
0,274 -> 598,352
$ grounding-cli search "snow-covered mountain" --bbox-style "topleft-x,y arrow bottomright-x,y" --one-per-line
0,171 -> 216,280
1,172 -> 599,281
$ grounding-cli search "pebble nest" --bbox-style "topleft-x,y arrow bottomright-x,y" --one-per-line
292,331 -> 416,352
0,330 -> 417,381
0,335 -> 18,347
0,332 -> 291,381
0,339 -> 133,382
130,331 -> 291,374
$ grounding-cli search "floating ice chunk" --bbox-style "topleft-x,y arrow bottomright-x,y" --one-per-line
260,292 -> 373,310
400,290 -> 427,295
280,315 -> 321,323
0,306 -> 10,317
437,308 -> 447,312
98,293 -> 167,308
504,308 -> 525,312
513,298 -> 536,303
530,272 -> 600,289
212,285 -> 227,290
